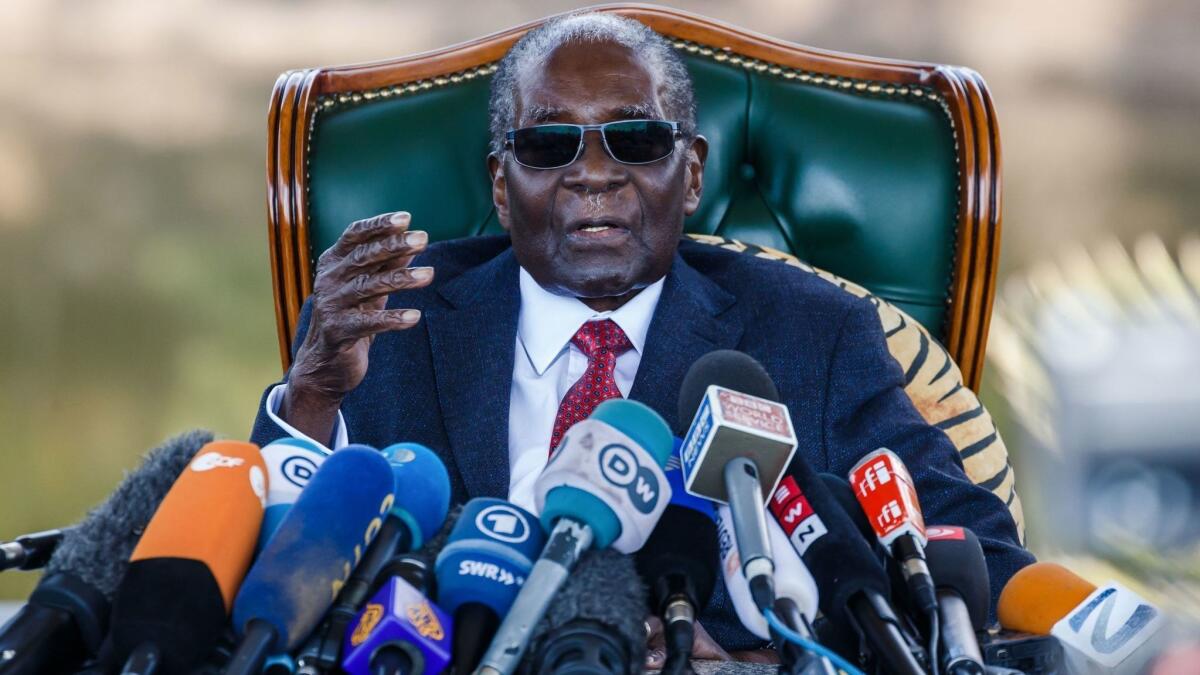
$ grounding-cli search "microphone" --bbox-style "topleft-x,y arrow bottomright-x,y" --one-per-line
677,350 -> 799,614
997,562 -> 1165,674
770,450 -> 926,674
295,443 -> 451,674
715,505 -> 818,642
225,446 -> 396,675
478,398 -> 674,675
339,575 -> 453,675
635,446 -> 719,675
107,440 -> 268,674
524,549 -> 648,675
340,505 -> 464,675
257,437 -> 327,552
434,498 -> 545,673
847,449 -> 937,617
0,429 -> 208,675
924,526 -> 990,675
0,528 -> 72,573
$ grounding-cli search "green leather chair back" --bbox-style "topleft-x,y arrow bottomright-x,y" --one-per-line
268,5 -> 1002,388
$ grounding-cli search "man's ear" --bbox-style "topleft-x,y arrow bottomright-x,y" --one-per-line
682,135 -> 708,217
487,151 -> 511,232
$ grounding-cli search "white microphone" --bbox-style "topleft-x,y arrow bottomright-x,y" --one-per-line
716,504 -> 818,640
476,399 -> 673,675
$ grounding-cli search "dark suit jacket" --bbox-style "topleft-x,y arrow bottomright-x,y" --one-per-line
250,235 -> 1033,650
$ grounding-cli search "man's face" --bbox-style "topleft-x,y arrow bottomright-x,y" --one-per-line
488,40 -> 707,305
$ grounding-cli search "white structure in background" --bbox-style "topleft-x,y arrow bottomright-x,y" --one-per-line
988,234 -> 1200,564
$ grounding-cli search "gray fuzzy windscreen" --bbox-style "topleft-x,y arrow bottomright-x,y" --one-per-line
44,429 -> 212,599
523,548 -> 648,672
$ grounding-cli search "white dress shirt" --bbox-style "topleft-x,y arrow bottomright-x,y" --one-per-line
265,267 -> 665,513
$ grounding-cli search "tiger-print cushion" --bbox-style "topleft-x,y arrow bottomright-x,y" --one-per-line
686,234 -> 1026,541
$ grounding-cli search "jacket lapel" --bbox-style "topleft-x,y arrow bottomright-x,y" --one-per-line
629,252 -> 744,435
426,249 -> 520,499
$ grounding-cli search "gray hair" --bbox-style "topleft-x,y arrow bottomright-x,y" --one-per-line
487,11 -> 697,155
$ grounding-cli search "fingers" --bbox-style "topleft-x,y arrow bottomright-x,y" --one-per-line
643,615 -> 665,670
331,266 -> 435,306
325,308 -> 422,344
342,229 -> 429,271
327,211 -> 411,259
691,620 -> 733,662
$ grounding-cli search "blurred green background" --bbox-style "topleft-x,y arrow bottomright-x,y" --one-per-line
1,0 -> 1197,600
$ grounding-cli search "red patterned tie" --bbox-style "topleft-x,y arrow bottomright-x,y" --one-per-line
548,319 -> 633,455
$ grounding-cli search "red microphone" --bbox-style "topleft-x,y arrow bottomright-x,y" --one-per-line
848,448 -> 937,617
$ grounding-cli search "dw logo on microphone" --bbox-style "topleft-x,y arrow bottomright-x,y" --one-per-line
475,504 -> 532,544
280,455 -> 319,488
599,443 -> 661,514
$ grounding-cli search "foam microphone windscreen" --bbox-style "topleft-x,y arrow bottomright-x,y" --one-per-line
770,457 -> 891,629
997,562 -> 1097,635
109,440 -> 267,673
232,446 -> 396,652
923,526 -> 991,630
677,350 -> 780,433
0,430 -> 209,674
818,473 -> 877,545
380,442 -> 451,548
635,504 -> 719,616
523,549 -> 648,674
45,429 -> 213,601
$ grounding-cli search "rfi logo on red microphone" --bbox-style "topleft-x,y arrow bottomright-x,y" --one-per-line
849,449 -> 926,544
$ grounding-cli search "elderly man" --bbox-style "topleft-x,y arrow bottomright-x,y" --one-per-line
250,10 -> 1032,664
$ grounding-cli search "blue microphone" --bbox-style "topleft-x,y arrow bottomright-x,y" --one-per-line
224,446 -> 396,675
257,437 -> 327,553
340,576 -> 453,675
478,398 -> 674,675
295,443 -> 451,674
434,498 -> 546,672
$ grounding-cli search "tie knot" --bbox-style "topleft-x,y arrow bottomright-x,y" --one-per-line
571,319 -> 632,359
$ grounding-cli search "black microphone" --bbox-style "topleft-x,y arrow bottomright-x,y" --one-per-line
0,528 -> 72,573
676,350 -> 799,615
924,526 -> 990,675
0,429 -> 209,675
634,492 -> 718,675
524,549 -> 648,675
766,443 -> 926,671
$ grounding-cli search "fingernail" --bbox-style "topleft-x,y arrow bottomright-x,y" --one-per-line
390,211 -> 410,225
411,267 -> 433,281
400,309 -> 421,322
405,230 -> 428,246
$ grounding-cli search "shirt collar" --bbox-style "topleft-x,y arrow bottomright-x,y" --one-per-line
517,267 -> 665,376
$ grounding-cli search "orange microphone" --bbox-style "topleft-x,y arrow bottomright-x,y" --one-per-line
107,440 -> 268,674
998,562 -> 1166,674
998,562 -> 1097,635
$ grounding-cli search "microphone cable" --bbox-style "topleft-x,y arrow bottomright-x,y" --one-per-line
928,609 -> 940,675
761,607 -> 865,675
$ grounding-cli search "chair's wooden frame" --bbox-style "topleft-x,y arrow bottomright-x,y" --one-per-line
266,3 -> 1002,391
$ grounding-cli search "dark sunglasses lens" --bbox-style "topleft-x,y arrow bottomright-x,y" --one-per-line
512,125 -> 582,168
603,121 -> 675,163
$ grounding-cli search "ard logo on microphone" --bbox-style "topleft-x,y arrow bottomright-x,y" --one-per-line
475,504 -> 531,544
599,443 -> 661,514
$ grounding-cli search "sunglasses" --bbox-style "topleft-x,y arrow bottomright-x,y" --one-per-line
504,119 -> 683,170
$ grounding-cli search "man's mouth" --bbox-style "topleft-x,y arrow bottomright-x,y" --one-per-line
566,219 -> 631,241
